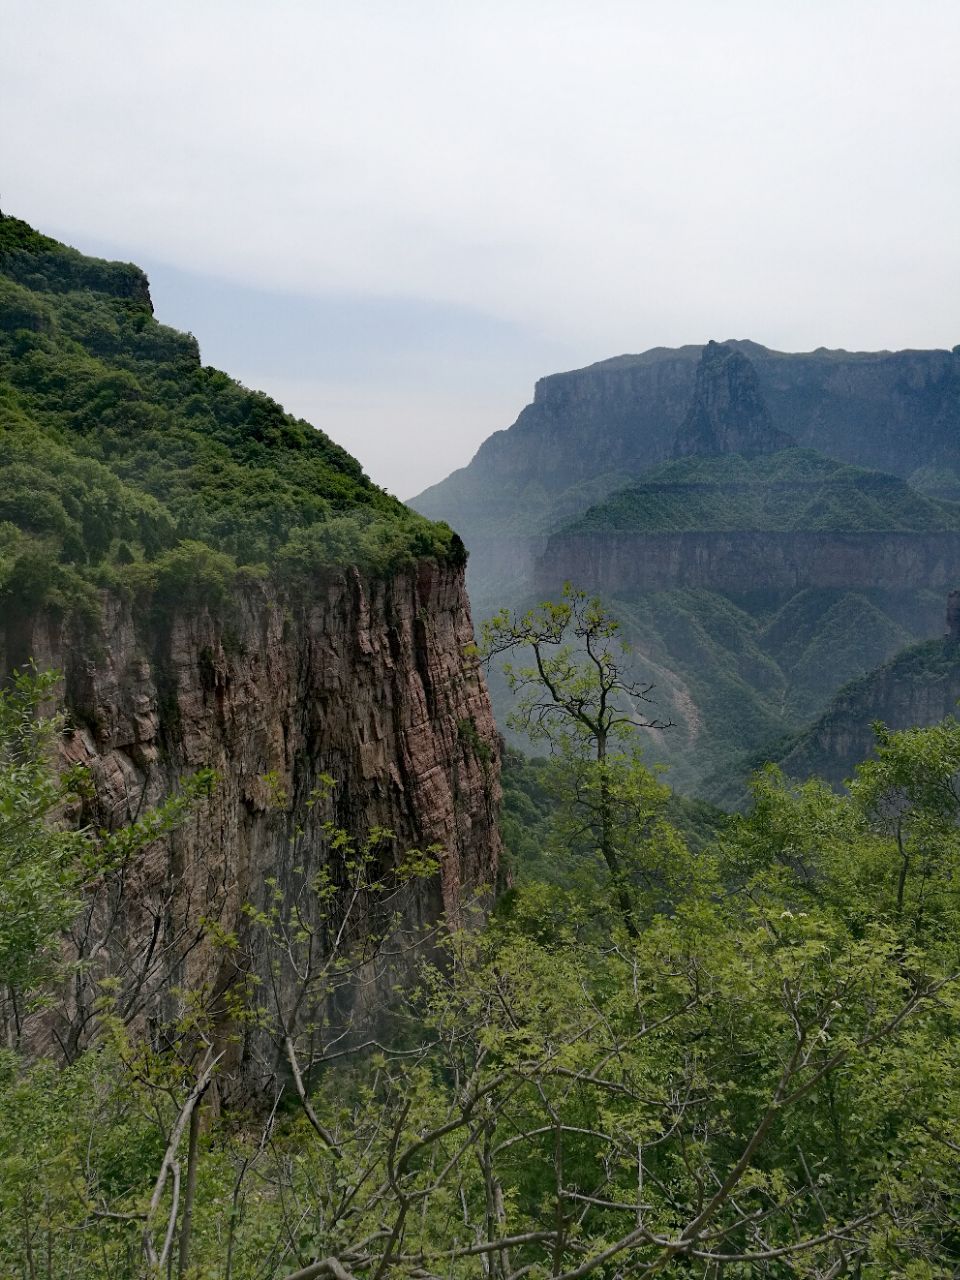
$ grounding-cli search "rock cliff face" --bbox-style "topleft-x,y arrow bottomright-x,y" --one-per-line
536,531 -> 960,595
673,342 -> 795,459
412,340 -> 960,542
774,628 -> 960,787
5,561 -> 501,1066
410,335 -> 960,800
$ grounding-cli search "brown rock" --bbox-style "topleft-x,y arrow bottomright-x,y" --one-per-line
4,560 -> 501,1077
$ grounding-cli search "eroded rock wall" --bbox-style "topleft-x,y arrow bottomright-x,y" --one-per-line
776,636 -> 960,787
4,560 -> 501,1071
537,530 -> 960,595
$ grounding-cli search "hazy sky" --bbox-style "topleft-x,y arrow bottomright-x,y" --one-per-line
3,0 -> 959,497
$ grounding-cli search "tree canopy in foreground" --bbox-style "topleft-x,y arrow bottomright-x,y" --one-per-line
2,647 -> 960,1278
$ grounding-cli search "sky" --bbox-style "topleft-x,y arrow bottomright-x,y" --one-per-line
2,0 -> 959,498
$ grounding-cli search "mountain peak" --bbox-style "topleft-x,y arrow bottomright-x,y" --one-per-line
673,340 -> 796,459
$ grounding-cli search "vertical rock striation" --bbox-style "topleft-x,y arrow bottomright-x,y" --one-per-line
673,342 -> 795,459
6,561 -> 501,1069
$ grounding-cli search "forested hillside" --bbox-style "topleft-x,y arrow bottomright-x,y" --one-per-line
0,211 -> 461,632
564,450 -> 960,535
765,624 -> 960,790
0,215 -> 504,1280
3,210 -> 960,1278
5,597 -> 960,1276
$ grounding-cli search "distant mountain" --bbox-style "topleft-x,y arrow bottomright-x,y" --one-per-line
413,337 -> 960,549
533,447 -> 959,790
673,341 -> 795,459
414,339 -> 960,797
539,450 -> 960,598
559,449 -> 960,536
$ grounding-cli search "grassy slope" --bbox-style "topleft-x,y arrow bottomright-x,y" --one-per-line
564,450 -> 960,534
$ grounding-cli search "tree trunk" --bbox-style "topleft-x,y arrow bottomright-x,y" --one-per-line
177,1090 -> 202,1276
596,734 -> 637,938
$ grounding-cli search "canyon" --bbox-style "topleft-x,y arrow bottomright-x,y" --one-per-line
416,340 -> 960,793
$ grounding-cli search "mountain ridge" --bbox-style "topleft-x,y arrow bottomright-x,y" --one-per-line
413,336 -> 960,545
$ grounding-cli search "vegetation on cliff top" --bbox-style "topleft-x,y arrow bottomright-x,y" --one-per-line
563,449 -> 960,535
0,212 -> 461,620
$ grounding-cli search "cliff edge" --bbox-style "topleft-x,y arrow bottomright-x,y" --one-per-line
0,213 -> 501,1064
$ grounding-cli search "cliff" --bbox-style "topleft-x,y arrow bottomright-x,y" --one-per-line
771,630 -> 960,789
411,329 -> 960,796
0,213 -> 501,1065
412,338 -> 960,547
537,530 -> 960,595
6,564 -> 499,1069
529,448 -> 960,791
673,342 -> 795,459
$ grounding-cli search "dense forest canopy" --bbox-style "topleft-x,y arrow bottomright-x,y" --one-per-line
0,212 -> 462,624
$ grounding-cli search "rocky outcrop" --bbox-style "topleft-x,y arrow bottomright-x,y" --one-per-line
5,561 -> 501,1070
673,342 -> 795,459
536,530 -> 960,595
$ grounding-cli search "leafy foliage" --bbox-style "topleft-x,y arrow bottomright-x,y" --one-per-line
4,690 -> 960,1276
501,746 -> 724,884
0,668 -> 85,1001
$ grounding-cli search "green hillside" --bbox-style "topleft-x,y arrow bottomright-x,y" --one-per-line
481,447 -> 958,795
0,212 -> 460,623
752,634 -> 960,791
565,449 -> 960,535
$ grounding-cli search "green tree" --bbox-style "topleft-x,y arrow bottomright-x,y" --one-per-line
482,583 -> 677,932
3,658 -> 960,1276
